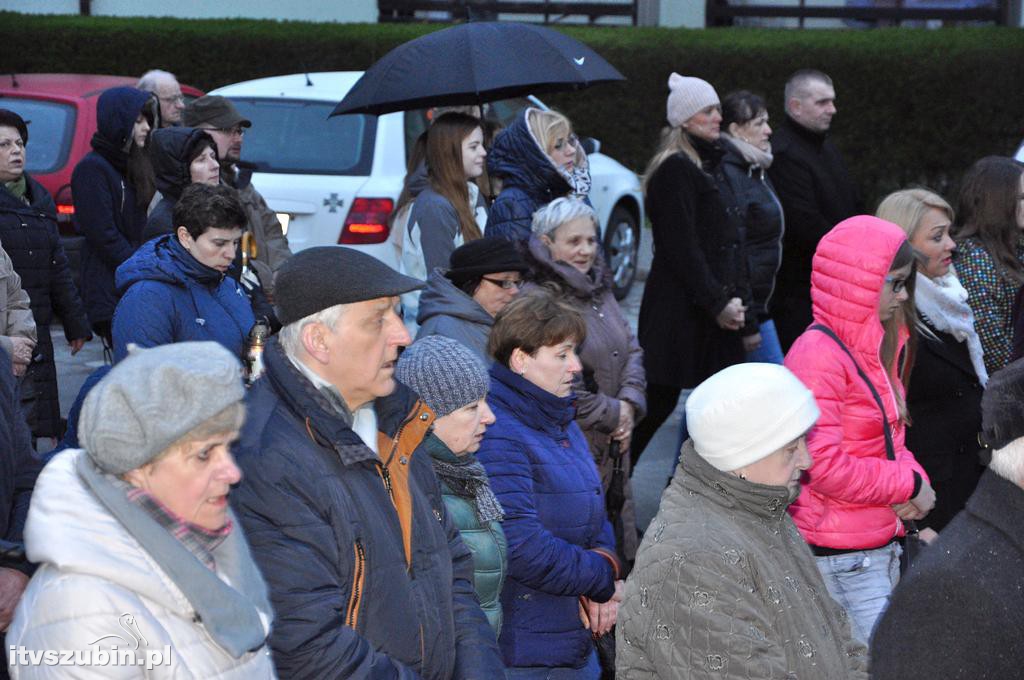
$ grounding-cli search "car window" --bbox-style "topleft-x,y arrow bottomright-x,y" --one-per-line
0,98 -> 75,175
227,98 -> 377,175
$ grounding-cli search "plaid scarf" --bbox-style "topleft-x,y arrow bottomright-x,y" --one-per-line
126,487 -> 232,570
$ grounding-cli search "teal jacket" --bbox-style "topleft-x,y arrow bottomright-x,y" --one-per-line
425,434 -> 507,635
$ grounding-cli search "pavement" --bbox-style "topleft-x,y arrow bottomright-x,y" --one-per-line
52,225 -> 683,530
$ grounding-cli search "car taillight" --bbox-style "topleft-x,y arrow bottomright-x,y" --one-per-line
339,198 -> 393,245
55,184 -> 74,221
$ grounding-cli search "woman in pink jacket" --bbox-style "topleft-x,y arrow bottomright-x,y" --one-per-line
784,215 -> 935,647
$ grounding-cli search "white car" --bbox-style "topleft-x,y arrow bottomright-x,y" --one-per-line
210,72 -> 644,297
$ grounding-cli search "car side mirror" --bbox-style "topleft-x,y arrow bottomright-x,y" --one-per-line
581,136 -> 600,155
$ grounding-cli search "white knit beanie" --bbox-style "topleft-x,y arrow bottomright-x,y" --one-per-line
685,363 -> 820,472
666,73 -> 720,128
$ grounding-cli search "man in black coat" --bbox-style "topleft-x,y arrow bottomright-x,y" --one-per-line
768,70 -> 860,351
872,359 -> 1024,679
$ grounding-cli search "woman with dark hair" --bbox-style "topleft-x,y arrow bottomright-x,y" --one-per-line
478,289 -> 622,678
416,237 -> 527,358
141,127 -> 221,241
953,156 -> 1024,376
72,86 -> 156,349
718,89 -> 786,364
785,216 -> 934,646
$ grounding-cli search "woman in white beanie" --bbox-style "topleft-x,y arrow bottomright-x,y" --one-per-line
616,363 -> 869,680
7,342 -> 276,679
631,73 -> 755,474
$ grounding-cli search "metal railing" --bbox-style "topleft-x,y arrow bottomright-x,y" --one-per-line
706,0 -> 1012,27
379,0 -> 639,25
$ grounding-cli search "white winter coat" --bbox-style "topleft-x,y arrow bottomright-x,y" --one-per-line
6,450 -> 277,679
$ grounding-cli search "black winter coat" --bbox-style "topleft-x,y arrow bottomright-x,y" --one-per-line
715,138 -> 785,320
638,141 -> 750,389
142,126 -> 214,242
768,116 -> 859,349
872,469 -> 1024,679
905,318 -> 985,532
0,175 -> 91,437
231,339 -> 504,680
0,346 -> 40,573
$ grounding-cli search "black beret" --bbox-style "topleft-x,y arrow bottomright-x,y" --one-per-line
445,238 -> 528,284
0,109 -> 29,144
274,247 -> 424,325
982,357 -> 1024,450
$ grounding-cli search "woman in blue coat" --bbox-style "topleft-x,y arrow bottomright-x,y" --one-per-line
71,86 -> 155,348
111,183 -> 254,362
477,288 -> 622,678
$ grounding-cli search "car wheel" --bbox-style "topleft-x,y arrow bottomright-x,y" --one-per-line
604,205 -> 639,300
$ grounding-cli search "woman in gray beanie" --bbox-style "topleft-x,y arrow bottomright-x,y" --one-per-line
617,362 -> 868,679
6,342 -> 276,679
395,335 -> 506,634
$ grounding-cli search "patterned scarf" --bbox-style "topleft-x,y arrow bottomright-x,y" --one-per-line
126,487 -> 233,570
915,268 -> 989,387
432,454 -> 505,523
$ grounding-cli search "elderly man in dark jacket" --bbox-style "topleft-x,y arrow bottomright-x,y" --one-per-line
768,70 -> 859,351
231,246 -> 504,680
872,358 -> 1024,679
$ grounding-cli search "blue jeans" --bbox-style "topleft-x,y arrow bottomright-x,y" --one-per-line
746,319 -> 785,364
506,651 -> 601,680
814,542 -> 902,646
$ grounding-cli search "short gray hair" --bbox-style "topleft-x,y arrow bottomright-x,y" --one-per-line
531,197 -> 599,238
278,303 -> 348,358
784,69 -> 833,106
137,69 -> 178,92
989,438 -> 1024,486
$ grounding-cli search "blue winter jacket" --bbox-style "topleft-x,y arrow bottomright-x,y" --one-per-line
477,362 -> 619,670
111,234 -> 254,362
71,86 -> 152,329
485,108 -> 574,243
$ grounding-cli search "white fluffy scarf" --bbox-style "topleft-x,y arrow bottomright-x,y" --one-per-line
915,268 -> 989,386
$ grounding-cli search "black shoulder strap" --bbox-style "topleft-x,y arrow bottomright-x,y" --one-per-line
810,324 -> 896,461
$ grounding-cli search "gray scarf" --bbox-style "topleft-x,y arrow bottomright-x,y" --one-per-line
432,454 -> 505,523
722,133 -> 774,170
77,454 -> 272,659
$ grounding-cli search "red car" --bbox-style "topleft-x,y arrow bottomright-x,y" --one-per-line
0,73 -> 203,233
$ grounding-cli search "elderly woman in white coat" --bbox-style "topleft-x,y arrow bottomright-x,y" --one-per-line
7,342 -> 276,679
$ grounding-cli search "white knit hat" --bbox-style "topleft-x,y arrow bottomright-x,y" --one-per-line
685,363 -> 820,472
666,73 -> 720,128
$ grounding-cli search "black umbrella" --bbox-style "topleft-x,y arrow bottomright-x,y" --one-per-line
331,21 -> 625,117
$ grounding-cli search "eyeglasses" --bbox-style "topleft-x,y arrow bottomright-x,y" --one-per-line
481,276 -> 523,290
885,275 -> 908,294
216,127 -> 246,138
552,134 -> 579,152
158,94 -> 185,105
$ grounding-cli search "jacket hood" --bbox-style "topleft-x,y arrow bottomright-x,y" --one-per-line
417,269 -> 493,327
526,235 -> 611,300
95,86 -> 152,150
810,215 -> 908,355
488,108 -> 580,199
150,127 -> 216,199
116,233 -> 223,293
679,440 -> 798,518
488,361 -> 576,434
404,160 -> 430,200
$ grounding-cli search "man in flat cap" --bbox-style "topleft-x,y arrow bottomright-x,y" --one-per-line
231,247 -> 504,679
185,95 -> 292,294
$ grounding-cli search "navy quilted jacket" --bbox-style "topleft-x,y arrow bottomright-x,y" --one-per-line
477,361 -> 618,669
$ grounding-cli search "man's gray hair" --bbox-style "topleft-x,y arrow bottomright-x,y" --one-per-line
989,438 -> 1024,486
137,69 -> 178,92
784,69 -> 833,106
278,303 -> 349,359
531,197 -> 599,238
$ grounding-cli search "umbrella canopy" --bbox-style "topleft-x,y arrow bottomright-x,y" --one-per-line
332,21 -> 625,117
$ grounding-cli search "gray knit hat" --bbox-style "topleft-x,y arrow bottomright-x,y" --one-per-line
79,342 -> 245,474
666,72 -> 720,128
395,336 -> 489,418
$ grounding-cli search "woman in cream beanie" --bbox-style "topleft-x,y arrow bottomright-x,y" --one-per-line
617,363 -> 870,679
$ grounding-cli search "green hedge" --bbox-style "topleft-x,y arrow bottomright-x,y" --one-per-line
3,12 -> 1023,206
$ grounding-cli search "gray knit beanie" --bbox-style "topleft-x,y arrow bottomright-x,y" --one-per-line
666,72 -> 720,128
79,342 -> 245,474
396,336 -> 489,418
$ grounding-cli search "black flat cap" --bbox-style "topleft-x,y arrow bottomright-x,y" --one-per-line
982,357 -> 1024,450
445,238 -> 527,284
274,247 -> 424,325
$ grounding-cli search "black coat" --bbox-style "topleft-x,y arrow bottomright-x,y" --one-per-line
638,140 -> 750,389
906,318 -> 985,532
872,469 -> 1024,679
768,116 -> 859,349
0,345 -> 40,571
715,139 -> 785,320
0,175 -> 91,437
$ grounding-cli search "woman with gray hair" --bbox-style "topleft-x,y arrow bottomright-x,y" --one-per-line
527,197 -> 646,565
7,342 -> 276,679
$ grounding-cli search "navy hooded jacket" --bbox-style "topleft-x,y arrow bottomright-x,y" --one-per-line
72,86 -> 153,329
485,108 -> 573,243
111,234 -> 254,362
142,127 -> 217,242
